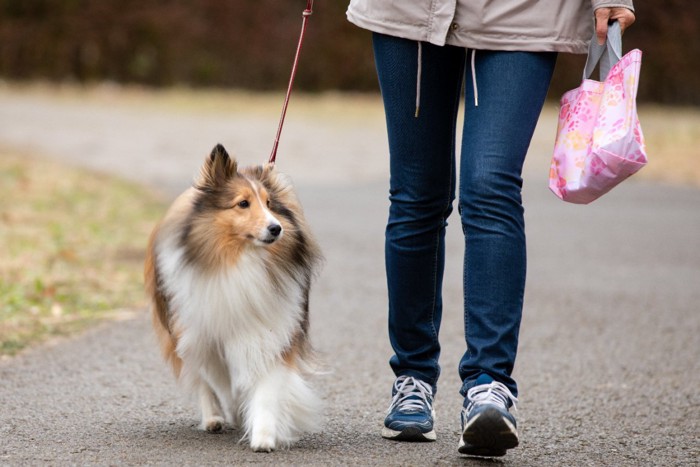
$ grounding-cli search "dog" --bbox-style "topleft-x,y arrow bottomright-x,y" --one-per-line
144,144 -> 323,452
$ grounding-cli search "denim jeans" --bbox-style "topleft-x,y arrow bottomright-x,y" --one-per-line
373,33 -> 557,398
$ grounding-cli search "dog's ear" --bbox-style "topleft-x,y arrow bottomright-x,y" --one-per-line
261,162 -> 275,176
197,144 -> 237,190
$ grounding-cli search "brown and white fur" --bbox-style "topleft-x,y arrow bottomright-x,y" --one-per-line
144,144 -> 323,452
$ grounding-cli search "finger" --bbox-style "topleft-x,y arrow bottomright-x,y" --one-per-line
595,8 -> 611,45
611,9 -> 636,34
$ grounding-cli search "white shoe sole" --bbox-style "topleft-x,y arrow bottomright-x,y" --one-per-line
382,426 -> 436,442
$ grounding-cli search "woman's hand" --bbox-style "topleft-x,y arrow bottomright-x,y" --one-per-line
595,7 -> 636,44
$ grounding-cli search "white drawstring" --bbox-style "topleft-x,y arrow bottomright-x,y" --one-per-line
415,41 -> 422,118
471,49 -> 479,107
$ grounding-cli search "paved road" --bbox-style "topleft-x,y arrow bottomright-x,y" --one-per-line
1,88 -> 698,466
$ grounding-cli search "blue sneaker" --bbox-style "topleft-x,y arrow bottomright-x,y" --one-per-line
458,374 -> 519,457
381,376 -> 436,442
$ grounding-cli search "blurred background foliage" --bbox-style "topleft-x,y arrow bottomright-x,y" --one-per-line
0,0 -> 697,105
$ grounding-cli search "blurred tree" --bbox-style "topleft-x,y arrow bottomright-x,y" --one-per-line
0,0 -> 696,104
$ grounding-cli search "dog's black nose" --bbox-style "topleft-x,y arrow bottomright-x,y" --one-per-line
268,224 -> 282,237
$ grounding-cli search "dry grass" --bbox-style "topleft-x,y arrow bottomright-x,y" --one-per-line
0,150 -> 163,356
1,82 -> 385,121
636,105 -> 700,187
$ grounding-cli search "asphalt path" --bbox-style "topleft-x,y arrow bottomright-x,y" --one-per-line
1,89 -> 698,466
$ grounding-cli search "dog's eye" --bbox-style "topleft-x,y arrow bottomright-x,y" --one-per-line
237,200 -> 250,209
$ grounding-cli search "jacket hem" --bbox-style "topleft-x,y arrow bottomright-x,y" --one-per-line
348,9 -> 590,54
446,33 -> 590,54
347,10 -> 447,46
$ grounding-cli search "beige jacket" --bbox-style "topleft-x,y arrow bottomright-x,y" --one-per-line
347,0 -> 634,54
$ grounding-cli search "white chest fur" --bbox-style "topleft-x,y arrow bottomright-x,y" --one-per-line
156,237 -> 305,381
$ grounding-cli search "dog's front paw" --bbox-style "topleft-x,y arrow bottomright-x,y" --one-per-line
250,430 -> 276,452
203,416 -> 225,433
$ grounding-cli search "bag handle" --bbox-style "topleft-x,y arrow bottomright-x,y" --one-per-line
583,20 -> 623,81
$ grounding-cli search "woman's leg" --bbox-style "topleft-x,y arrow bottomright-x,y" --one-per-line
458,50 -> 557,397
373,33 -> 465,392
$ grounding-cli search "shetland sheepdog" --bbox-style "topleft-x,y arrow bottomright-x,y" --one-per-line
144,144 -> 323,452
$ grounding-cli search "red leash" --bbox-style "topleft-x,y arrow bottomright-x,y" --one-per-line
268,0 -> 314,165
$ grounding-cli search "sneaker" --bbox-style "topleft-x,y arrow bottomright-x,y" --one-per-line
458,374 -> 519,457
381,375 -> 436,442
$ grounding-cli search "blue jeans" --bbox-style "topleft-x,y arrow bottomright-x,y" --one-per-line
373,33 -> 556,398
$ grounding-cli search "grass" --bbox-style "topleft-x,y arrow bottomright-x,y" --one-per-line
636,105 -> 700,186
0,149 -> 164,356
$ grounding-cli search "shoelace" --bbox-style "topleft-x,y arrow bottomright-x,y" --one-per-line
388,376 -> 433,413
466,381 -> 518,412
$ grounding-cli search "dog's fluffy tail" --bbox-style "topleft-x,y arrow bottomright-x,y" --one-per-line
144,227 -> 183,377
241,363 -> 323,450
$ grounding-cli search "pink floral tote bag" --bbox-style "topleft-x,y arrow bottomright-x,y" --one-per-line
549,21 -> 647,204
